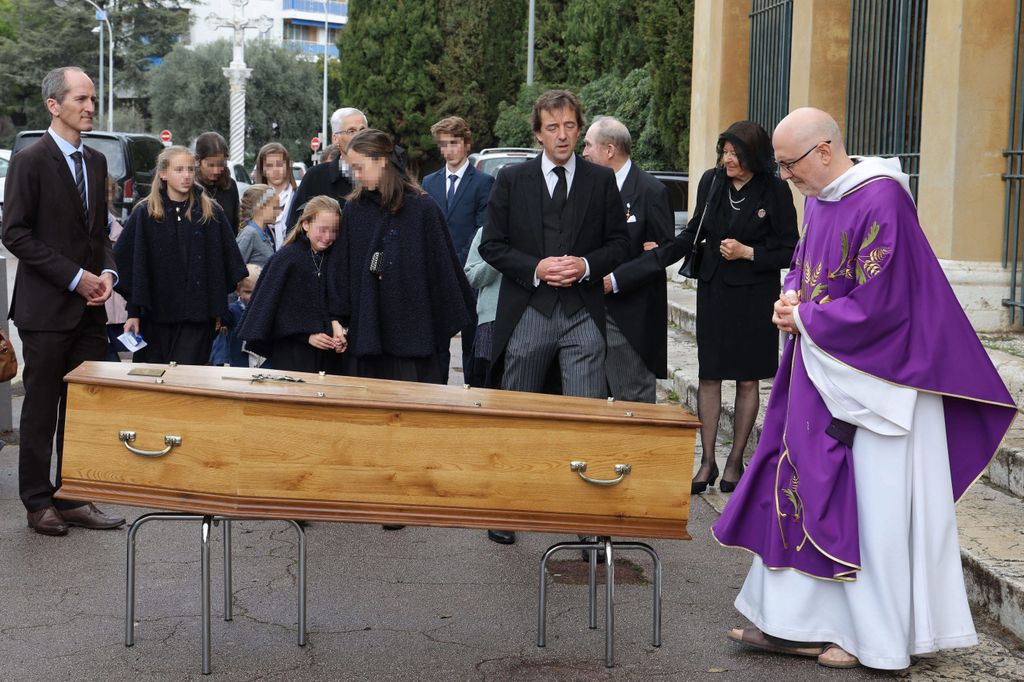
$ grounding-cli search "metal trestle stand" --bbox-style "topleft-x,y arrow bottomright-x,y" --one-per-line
537,536 -> 661,667
125,513 -> 307,674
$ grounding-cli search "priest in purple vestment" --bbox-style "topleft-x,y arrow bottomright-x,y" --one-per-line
714,108 -> 1017,670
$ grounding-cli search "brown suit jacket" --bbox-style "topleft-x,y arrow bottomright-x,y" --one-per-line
2,132 -> 114,332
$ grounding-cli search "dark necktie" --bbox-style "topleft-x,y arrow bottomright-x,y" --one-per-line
446,174 -> 457,209
552,166 -> 567,215
71,151 -> 87,214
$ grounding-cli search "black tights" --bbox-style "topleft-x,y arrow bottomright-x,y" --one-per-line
694,379 -> 759,482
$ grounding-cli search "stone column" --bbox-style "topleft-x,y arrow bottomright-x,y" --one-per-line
689,0 -> 751,207
917,0 -> 1016,329
788,0 -> 851,129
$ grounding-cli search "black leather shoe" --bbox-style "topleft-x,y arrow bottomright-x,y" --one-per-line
59,503 -> 126,529
382,525 -> 405,531
27,507 -> 68,536
691,463 -> 720,495
719,465 -> 745,494
487,530 -> 516,545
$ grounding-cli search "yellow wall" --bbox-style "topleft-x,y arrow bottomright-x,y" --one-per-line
689,0 -> 751,206
918,0 -> 1015,261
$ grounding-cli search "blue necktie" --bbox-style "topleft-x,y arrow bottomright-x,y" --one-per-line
446,174 -> 457,209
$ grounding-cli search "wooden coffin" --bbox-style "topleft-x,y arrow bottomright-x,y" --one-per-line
59,362 -> 698,539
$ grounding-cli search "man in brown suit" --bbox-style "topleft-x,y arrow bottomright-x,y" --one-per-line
2,66 -> 125,535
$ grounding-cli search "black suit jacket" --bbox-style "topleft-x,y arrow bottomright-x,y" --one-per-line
605,163 -> 674,377
422,163 -> 494,265
2,133 -> 114,332
285,159 -> 353,229
479,154 -> 631,363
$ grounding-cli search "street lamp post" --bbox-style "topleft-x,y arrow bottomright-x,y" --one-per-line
54,0 -> 114,131
92,24 -> 103,124
322,1 -> 329,160
207,0 -> 273,168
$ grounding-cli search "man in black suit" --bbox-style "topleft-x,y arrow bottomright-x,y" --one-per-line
285,106 -> 367,228
480,90 -> 630,399
583,116 -> 674,403
422,116 -> 495,385
2,66 -> 125,535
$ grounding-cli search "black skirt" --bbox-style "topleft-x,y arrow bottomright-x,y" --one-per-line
695,275 -> 780,381
134,320 -> 216,366
349,353 -> 446,385
267,335 -> 347,375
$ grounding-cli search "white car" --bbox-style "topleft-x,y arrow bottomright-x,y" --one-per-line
0,149 -> 11,226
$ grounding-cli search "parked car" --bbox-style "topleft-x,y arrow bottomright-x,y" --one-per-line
472,147 -> 539,177
292,161 -> 307,182
231,162 -> 252,198
651,171 -> 689,235
12,130 -> 164,221
0,149 -> 10,226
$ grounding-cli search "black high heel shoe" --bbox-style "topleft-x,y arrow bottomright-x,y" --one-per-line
691,463 -> 719,494
719,464 -> 745,493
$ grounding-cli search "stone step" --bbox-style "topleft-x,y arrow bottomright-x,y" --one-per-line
663,277 -> 1024,642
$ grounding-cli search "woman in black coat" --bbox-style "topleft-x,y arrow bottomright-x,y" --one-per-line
327,129 -> 474,384
238,195 -> 346,373
667,121 -> 798,494
115,145 -> 248,365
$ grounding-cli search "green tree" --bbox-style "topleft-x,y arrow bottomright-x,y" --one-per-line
533,0 -> 568,84
335,0 -> 442,169
637,0 -> 693,168
579,69 -> 671,169
148,40 -> 320,164
434,0 -> 528,151
109,0 -> 194,97
563,0 -> 647,86
493,81 -> 555,150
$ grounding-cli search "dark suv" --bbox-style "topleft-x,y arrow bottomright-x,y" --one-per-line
12,130 -> 165,220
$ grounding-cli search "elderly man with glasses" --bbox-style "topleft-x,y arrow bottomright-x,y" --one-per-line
714,107 -> 1016,671
286,107 -> 370,228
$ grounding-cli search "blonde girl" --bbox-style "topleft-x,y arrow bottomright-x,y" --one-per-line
236,183 -> 279,267
113,145 -> 248,365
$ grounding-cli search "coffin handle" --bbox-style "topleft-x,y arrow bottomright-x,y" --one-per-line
569,461 -> 631,486
119,431 -> 182,458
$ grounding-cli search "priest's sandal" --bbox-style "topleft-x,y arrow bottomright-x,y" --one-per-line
691,463 -> 719,494
727,627 -> 827,658
817,644 -> 860,669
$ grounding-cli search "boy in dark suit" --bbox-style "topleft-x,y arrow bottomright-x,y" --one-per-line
423,117 -> 495,385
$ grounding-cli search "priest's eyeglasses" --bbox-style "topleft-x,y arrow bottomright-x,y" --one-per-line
776,140 -> 831,173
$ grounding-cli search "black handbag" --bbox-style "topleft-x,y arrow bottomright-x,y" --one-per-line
678,173 -> 720,279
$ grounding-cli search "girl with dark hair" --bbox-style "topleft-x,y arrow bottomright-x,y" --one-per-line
194,131 -> 240,232
239,195 -> 346,374
253,142 -> 297,248
673,120 -> 799,495
327,129 -> 474,384
114,145 -> 248,365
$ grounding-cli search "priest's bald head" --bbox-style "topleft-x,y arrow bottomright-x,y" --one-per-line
773,108 -> 854,197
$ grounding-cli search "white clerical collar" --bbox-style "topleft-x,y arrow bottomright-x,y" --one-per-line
541,152 -> 576,179
614,159 -> 632,191
817,156 -> 914,204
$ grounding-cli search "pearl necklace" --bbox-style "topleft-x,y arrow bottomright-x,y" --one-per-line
728,186 -> 746,211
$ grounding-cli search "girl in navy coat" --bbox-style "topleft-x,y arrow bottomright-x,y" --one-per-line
114,145 -> 247,365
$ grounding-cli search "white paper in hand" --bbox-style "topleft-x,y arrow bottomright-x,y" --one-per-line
117,331 -> 148,353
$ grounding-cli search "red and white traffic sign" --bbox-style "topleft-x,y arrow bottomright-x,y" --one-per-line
159,129 -> 172,143
310,137 -> 321,152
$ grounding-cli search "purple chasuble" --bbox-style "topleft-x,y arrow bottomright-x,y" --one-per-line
712,175 -> 1016,581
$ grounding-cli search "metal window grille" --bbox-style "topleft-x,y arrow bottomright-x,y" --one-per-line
1003,0 -> 1024,322
748,0 -> 793,135
845,0 -> 927,198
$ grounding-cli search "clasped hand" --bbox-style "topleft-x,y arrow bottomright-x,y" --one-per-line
322,321 -> 349,353
720,238 -> 753,261
536,255 -> 585,287
772,290 -> 801,334
76,271 -> 114,306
